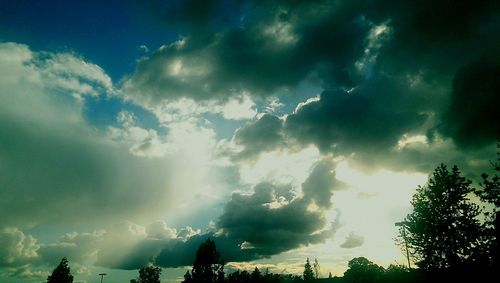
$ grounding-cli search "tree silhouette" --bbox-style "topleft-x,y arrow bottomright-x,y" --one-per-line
251,267 -> 263,283
313,258 -> 320,279
303,258 -> 314,282
476,141 -> 500,207
227,270 -> 250,283
384,264 -> 409,283
475,141 -> 500,267
137,265 -> 162,283
184,270 -> 193,283
191,238 -> 225,283
399,164 -> 484,270
343,257 -> 384,283
47,257 -> 73,283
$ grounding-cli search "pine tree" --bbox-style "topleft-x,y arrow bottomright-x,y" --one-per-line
47,257 -> 73,283
191,239 -> 225,283
303,258 -> 314,282
250,267 -> 262,283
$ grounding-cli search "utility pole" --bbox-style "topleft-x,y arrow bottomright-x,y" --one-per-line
99,273 -> 107,283
395,221 -> 411,269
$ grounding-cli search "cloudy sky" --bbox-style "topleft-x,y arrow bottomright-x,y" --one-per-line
1,0 -> 499,282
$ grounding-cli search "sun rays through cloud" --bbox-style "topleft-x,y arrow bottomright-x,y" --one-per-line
1,0 -> 499,282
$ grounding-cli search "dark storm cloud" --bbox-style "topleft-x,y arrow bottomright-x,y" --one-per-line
439,60 -> 500,148
234,114 -> 285,159
129,0 -> 500,156
153,161 -> 342,268
213,161 -> 340,259
126,0 -> 371,102
35,160 -> 341,270
135,0 -> 246,37
233,75 -> 430,160
366,0 -> 500,77
285,85 -> 428,154
216,183 -> 328,256
302,160 -> 347,209
154,233 -> 261,268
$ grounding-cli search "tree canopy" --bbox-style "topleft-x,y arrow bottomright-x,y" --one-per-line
137,265 -> 162,283
399,164 -> 485,270
476,142 -> 500,207
343,257 -> 385,283
47,257 -> 73,283
475,141 -> 500,267
190,238 -> 225,283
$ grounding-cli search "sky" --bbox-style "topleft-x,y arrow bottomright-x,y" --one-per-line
0,0 -> 499,282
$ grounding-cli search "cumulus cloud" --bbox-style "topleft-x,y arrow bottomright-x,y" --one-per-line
213,161 -> 341,260
2,0 -> 500,278
126,0 -> 499,173
367,0 -> 500,77
0,264 -> 49,280
285,83 -> 428,155
125,0 -> 372,105
217,183 -> 318,254
340,232 -> 364,249
232,72 -> 496,175
0,42 -> 178,228
0,228 -> 39,266
108,160 -> 341,269
234,114 -> 285,159
108,110 -> 170,158
302,160 -> 347,209
232,78 -> 431,164
0,221 -> 203,274
129,0 -> 499,103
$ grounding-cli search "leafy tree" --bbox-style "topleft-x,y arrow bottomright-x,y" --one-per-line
384,264 -> 408,283
399,164 -> 484,270
475,141 -> 500,266
303,258 -> 314,282
191,238 -> 225,283
328,272 -> 332,279
476,141 -> 500,207
47,257 -> 73,283
137,265 -> 162,283
343,257 -> 384,283
313,258 -> 320,279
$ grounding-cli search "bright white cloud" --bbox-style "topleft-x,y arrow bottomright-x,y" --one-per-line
263,21 -> 299,46
239,146 -> 321,185
220,95 -> 257,120
0,228 -> 39,266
